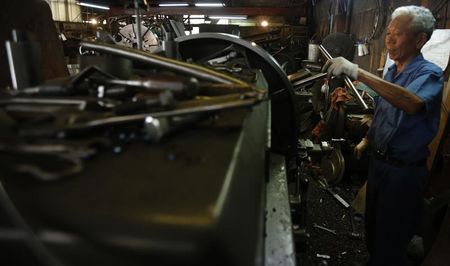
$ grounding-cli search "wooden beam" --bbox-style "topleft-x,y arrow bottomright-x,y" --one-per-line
108,7 -> 306,17
421,0 -> 430,8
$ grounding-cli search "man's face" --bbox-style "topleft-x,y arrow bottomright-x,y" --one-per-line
385,15 -> 422,62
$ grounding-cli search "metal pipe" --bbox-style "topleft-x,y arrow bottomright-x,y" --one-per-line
287,69 -> 311,82
80,41 -> 246,85
318,45 -> 368,110
0,97 -> 87,110
63,97 -> 261,133
134,0 -> 143,50
292,72 -> 327,88
344,0 -> 353,34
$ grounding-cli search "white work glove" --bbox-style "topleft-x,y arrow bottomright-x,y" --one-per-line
322,57 -> 359,80
354,138 -> 368,160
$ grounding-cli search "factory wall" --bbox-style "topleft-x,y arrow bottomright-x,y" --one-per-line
45,0 -> 81,22
312,0 -> 450,75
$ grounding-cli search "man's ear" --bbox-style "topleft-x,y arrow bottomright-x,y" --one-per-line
416,32 -> 428,49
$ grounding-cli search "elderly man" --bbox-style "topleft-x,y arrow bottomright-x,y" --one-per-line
323,5 -> 443,266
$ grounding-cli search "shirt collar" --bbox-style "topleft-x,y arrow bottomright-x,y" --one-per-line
387,54 -> 425,75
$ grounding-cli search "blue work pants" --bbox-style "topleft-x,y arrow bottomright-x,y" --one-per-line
365,158 -> 427,266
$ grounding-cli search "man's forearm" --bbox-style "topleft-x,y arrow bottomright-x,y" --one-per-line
357,68 -> 423,114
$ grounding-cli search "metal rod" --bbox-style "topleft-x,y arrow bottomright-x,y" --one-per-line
313,223 -> 337,235
0,98 -> 87,110
318,45 -> 369,110
80,41 -> 245,85
345,0 -> 353,34
317,179 -> 350,209
63,96 -> 262,132
287,69 -> 311,82
292,72 -> 327,88
330,191 -> 350,208
134,0 -> 143,50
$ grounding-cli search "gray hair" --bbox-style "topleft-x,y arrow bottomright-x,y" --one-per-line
391,5 -> 435,39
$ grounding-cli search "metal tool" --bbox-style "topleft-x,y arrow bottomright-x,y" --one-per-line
0,97 -> 88,110
348,209 -> 363,239
68,65 -> 117,90
93,77 -> 199,99
318,44 -> 369,110
80,41 -> 246,85
329,188 -> 350,208
317,179 -> 350,208
113,91 -> 175,115
61,92 -> 264,135
212,66 -> 243,73
207,51 -> 238,65
143,114 -> 204,143
316,254 -> 331,259
270,72 -> 328,98
9,85 -> 69,96
292,72 -> 328,88
0,143 -> 96,181
0,97 -> 120,111
6,30 -> 43,90
313,223 -> 337,235
287,69 -> 311,82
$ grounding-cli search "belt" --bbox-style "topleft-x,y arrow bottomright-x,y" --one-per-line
373,150 -> 426,167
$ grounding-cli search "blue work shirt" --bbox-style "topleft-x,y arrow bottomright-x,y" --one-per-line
367,54 -> 443,163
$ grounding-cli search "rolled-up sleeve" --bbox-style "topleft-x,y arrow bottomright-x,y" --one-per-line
406,70 -> 443,113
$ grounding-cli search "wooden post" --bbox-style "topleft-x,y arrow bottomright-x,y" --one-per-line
421,0 -> 430,8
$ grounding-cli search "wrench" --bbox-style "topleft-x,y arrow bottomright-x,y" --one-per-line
313,223 -> 337,235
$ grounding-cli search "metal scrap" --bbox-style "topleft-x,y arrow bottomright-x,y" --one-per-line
316,254 -> 331,259
313,223 -> 337,235
317,179 -> 350,209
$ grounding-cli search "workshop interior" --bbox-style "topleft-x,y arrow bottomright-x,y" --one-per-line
0,0 -> 449,265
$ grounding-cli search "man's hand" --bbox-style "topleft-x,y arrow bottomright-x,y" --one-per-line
322,57 -> 359,80
354,138 -> 369,160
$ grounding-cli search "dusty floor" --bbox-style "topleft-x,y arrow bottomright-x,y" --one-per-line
296,177 -> 368,266
295,175 -> 428,266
